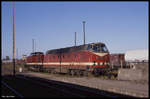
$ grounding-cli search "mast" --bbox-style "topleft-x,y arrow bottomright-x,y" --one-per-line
13,1 -> 15,76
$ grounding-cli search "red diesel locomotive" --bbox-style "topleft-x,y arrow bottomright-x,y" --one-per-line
26,52 -> 44,71
26,42 -> 110,76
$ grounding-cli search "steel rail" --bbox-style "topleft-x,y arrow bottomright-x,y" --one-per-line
1,81 -> 24,98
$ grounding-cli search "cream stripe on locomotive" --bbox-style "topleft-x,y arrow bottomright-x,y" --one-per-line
26,62 -> 109,66
26,62 -> 93,66
44,62 -> 94,65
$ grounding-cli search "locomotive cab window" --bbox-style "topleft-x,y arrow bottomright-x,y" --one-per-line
91,44 -> 108,53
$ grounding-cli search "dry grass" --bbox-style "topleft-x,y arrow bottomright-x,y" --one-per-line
2,63 -> 25,75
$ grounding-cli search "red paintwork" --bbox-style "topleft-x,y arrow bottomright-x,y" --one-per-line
16,59 -> 25,64
26,50 -> 110,69
26,55 -> 44,63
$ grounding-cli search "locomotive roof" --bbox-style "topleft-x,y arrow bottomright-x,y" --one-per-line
46,42 -> 105,54
30,52 -> 44,55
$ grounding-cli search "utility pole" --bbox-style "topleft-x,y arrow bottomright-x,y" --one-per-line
75,32 -> 76,46
34,39 -> 36,52
13,1 -> 15,76
16,48 -> 18,60
121,60 -> 123,69
83,21 -> 86,45
32,39 -> 34,53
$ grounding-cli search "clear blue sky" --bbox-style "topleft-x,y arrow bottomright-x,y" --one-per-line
2,1 -> 148,59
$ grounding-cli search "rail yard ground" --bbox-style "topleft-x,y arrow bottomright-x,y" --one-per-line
1,63 -> 149,98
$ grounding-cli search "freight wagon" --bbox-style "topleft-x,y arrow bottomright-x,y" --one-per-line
109,53 -> 126,69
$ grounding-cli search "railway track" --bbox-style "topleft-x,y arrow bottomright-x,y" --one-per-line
2,74 -> 128,97
2,75 -> 82,97
2,67 -> 136,97
17,74 -> 120,97
16,74 -> 117,97
15,75 -> 85,97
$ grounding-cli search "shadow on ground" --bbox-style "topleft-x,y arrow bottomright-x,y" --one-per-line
2,74 -> 137,98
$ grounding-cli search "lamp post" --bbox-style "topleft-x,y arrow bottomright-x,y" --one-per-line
16,48 -> 18,60
32,39 -> 34,53
83,21 -> 86,45
35,39 -> 36,52
13,1 -> 15,76
75,32 -> 76,46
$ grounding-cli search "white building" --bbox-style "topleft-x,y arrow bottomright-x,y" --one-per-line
125,49 -> 148,62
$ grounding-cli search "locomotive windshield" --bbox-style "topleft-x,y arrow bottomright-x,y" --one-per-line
87,43 -> 108,53
30,52 -> 44,56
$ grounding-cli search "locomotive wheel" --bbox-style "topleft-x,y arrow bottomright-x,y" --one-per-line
92,69 -> 98,76
51,69 -> 56,74
78,70 -> 84,76
68,69 -> 72,75
83,71 -> 89,77
48,69 -> 51,73
37,68 -> 40,72
40,68 -> 43,72
75,70 -> 80,76
39,66 -> 43,72
74,70 -> 78,76
27,67 -> 29,71
42,68 -> 46,72
93,71 -> 99,76
51,70 -> 54,74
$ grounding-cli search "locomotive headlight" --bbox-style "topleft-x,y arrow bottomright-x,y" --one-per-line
100,62 -> 103,65
105,62 -> 107,65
